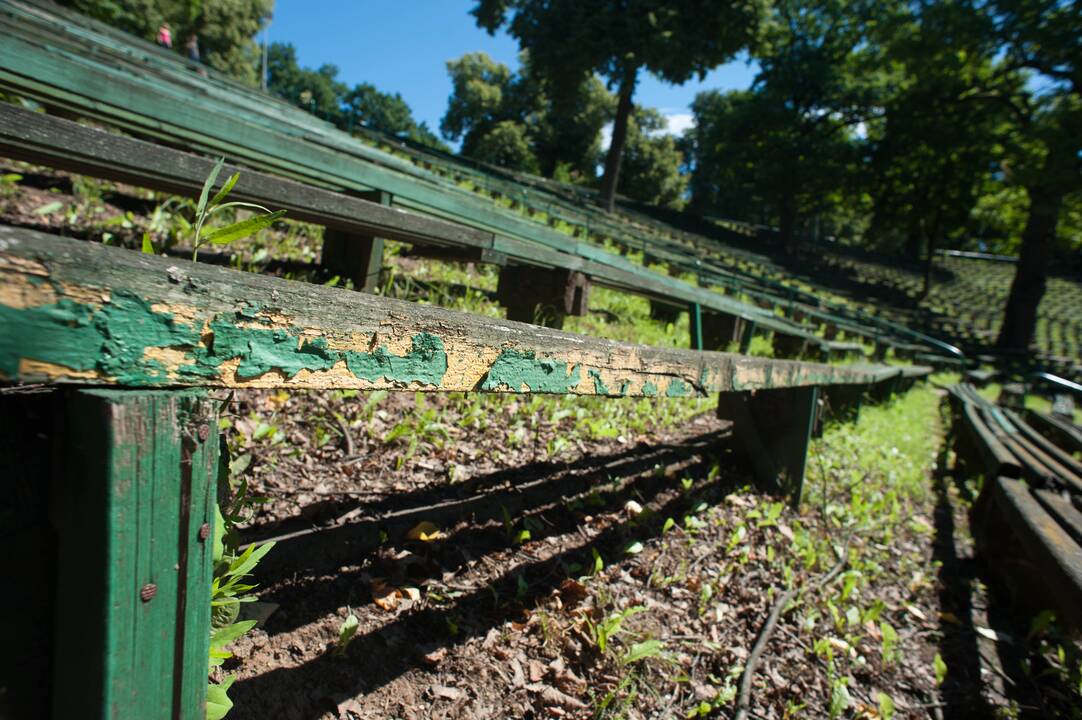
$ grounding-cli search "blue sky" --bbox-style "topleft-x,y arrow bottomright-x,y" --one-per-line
268,0 -> 758,138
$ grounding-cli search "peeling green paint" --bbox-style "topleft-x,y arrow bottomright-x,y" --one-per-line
185,319 -> 340,380
619,380 -> 631,396
481,349 -> 581,393
1,293 -> 448,387
588,368 -> 609,395
642,381 -> 658,397
665,378 -> 689,397
0,293 -> 200,385
344,333 -> 448,386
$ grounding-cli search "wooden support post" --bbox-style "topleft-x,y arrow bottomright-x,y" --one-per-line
649,300 -> 681,324
496,265 -> 590,328
52,390 -> 219,720
689,303 -> 703,350
773,333 -> 807,359
739,321 -> 757,355
320,190 -> 389,292
717,386 -> 819,505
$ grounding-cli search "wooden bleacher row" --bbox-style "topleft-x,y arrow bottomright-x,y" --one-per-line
0,0 -> 962,365
0,6 -> 947,717
1,221 -> 932,718
352,122 -> 966,364
947,383 -> 1082,630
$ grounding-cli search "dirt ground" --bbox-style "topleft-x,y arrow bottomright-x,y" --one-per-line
216,387 -> 950,720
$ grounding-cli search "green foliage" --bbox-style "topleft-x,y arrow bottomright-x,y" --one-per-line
188,158 -> 285,261
587,606 -> 646,653
57,0 -> 272,84
617,109 -> 688,209
474,0 -> 767,208
332,613 -> 360,657
440,51 -> 613,178
265,42 -> 445,149
688,0 -> 877,249
207,424 -> 275,719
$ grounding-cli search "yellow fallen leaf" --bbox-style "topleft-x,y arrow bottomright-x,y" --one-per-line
407,520 -> 446,542
371,579 -> 399,611
402,586 -> 422,602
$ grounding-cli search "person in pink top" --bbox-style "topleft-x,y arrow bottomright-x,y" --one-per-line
156,23 -> 172,48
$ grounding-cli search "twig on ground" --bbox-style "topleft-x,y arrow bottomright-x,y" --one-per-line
732,542 -> 850,720
333,413 -> 355,457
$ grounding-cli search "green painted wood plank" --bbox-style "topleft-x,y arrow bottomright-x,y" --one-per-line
53,389 -> 217,720
0,226 -> 900,395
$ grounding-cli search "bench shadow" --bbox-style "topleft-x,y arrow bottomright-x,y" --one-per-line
245,430 -> 731,635
229,433 -> 749,719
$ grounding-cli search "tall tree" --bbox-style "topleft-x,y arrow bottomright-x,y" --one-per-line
866,0 -> 1016,295
441,52 -> 613,177
473,0 -> 766,213
990,0 -> 1082,351
617,109 -> 688,208
688,0 -> 875,251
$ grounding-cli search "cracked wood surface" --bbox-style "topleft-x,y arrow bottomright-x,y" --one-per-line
0,227 -> 901,395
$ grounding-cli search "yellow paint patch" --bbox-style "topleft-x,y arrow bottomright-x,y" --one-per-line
19,358 -> 100,381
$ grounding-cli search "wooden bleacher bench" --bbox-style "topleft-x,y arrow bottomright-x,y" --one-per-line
0,0 -> 968,368
0,4 -> 946,716
948,383 -> 1082,630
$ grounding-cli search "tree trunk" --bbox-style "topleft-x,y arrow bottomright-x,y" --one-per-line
920,207 -> 943,299
904,219 -> 922,260
779,200 -> 797,254
598,66 -> 638,213
996,184 -> 1063,351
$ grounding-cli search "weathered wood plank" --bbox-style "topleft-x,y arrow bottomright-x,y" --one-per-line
0,103 -> 494,252
0,227 -> 895,394
0,30 -> 851,351
53,389 -> 217,719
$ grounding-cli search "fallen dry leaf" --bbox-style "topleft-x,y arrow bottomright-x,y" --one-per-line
407,520 -> 446,542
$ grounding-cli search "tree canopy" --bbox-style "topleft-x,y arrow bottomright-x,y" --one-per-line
472,0 -> 767,211
58,0 -> 273,83
265,42 -> 445,149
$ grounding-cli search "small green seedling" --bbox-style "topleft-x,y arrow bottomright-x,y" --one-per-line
333,613 -> 360,657
191,158 -> 285,261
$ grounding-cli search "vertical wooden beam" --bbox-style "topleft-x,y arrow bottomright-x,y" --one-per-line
52,390 -> 219,720
689,303 -> 703,351
739,320 -> 757,355
320,190 -> 389,293
496,265 -> 590,328
717,386 -> 820,505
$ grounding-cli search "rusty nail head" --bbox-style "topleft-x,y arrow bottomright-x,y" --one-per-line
199,523 -> 210,541
197,424 -> 210,442
140,583 -> 157,602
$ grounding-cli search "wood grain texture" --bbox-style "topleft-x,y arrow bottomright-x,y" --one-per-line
53,389 -> 217,720
0,227 -> 900,395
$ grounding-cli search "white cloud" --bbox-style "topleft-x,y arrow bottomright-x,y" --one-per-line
662,113 -> 694,136
598,111 -> 694,150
